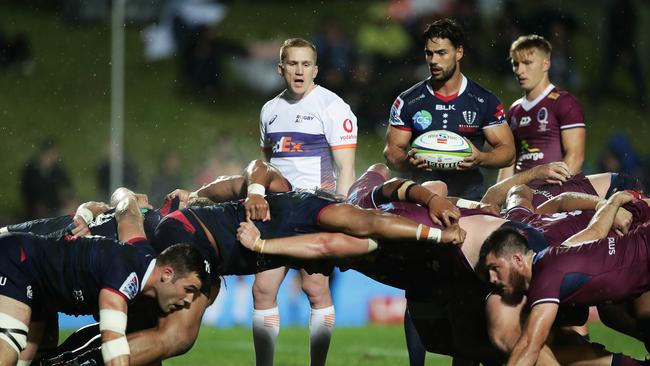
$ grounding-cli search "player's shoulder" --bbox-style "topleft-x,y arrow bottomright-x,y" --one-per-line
509,96 -> 525,110
464,77 -> 499,99
396,79 -> 428,101
311,85 -> 347,105
261,91 -> 287,112
547,86 -> 580,103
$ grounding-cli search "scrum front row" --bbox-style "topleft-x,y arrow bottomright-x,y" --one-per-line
0,159 -> 648,366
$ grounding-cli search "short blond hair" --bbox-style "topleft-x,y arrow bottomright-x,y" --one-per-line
510,34 -> 552,59
280,38 -> 317,63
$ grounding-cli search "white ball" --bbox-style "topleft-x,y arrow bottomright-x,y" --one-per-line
412,130 -> 472,170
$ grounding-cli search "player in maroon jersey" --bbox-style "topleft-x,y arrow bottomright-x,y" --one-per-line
498,35 -> 586,182
481,191 -> 650,366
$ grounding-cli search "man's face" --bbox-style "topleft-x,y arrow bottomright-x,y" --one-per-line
511,49 -> 550,93
157,270 -> 202,313
485,252 -> 528,304
425,38 -> 463,83
278,47 -> 318,100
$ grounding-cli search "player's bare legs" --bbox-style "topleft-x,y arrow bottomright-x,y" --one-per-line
586,173 -> 613,198
252,267 -> 289,366
300,269 -> 334,366
0,295 -> 31,366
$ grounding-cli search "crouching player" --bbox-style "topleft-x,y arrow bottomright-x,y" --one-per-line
0,193 -> 208,366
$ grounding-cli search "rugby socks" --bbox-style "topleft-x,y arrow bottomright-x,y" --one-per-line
253,307 -> 280,366
309,305 -> 335,366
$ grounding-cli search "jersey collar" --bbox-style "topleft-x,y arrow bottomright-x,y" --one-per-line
519,83 -> 555,111
426,74 -> 468,102
141,259 -> 156,293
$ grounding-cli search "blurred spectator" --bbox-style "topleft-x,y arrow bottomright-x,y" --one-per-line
194,133 -> 245,187
20,140 -> 73,218
492,0 -> 524,79
592,0 -> 647,109
313,16 -> 353,94
0,30 -> 34,75
599,132 -> 650,189
149,150 -> 183,207
96,142 -> 140,200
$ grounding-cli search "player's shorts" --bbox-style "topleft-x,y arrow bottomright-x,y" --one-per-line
346,170 -> 386,209
0,233 -> 37,306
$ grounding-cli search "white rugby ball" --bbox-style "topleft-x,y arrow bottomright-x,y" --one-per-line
412,130 -> 472,170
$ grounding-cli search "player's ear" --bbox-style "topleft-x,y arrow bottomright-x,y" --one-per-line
456,45 -> 464,62
278,63 -> 284,77
543,57 -> 551,72
313,64 -> 318,80
161,266 -> 174,283
512,252 -> 525,268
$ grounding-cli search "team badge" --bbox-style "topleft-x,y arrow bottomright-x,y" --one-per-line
119,272 -> 140,300
537,107 -> 549,132
462,110 -> 477,125
389,98 -> 404,125
412,110 -> 433,130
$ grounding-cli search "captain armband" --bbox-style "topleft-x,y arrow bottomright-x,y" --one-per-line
75,205 -> 94,225
247,183 -> 266,197
416,224 -> 442,243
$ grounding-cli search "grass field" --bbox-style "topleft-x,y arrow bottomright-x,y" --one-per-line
59,323 -> 648,365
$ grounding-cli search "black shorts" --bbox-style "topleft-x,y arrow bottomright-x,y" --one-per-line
0,233 -> 37,306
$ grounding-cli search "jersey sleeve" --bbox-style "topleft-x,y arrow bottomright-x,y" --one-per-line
102,246 -> 144,302
481,93 -> 507,129
259,106 -> 269,148
556,94 -> 585,130
527,258 -> 562,307
323,99 -> 357,149
388,95 -> 412,131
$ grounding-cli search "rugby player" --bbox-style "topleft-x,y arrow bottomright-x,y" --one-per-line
481,191 -> 650,366
0,192 -> 207,366
498,35 -> 586,182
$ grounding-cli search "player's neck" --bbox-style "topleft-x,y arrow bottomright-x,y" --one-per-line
285,83 -> 317,101
430,71 -> 462,96
524,78 -> 551,101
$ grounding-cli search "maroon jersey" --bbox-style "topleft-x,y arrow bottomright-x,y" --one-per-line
531,173 -> 598,208
505,206 -> 595,247
508,85 -> 585,173
527,222 -> 650,308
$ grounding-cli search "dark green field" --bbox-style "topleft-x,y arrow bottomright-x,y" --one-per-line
59,323 -> 647,365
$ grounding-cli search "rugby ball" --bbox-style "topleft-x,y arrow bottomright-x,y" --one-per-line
412,130 -> 472,170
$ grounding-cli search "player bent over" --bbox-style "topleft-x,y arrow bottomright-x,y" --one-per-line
0,193 -> 208,366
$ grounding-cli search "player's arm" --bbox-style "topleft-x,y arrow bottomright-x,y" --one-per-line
115,194 -> 146,243
481,162 -> 571,208
332,147 -> 356,197
535,192 -> 602,215
459,124 -> 515,170
561,127 -> 585,175
71,201 -> 111,237
98,289 -> 130,366
374,178 -> 460,226
563,191 -> 635,247
507,302 -> 559,366
384,126 -> 426,171
243,159 -> 291,221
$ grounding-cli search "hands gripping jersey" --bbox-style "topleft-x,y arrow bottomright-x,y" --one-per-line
508,84 -> 585,172
389,75 -> 506,198
260,85 -> 357,191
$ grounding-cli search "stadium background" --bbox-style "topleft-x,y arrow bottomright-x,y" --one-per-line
1,0 -> 650,364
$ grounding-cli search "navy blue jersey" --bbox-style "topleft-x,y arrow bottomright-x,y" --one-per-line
0,232 -> 155,316
152,190 -> 336,278
389,75 -> 506,198
6,197 -> 180,240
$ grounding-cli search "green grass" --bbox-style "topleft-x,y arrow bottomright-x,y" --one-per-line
59,323 -> 648,365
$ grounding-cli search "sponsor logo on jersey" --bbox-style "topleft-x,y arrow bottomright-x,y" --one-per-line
343,119 -> 354,133
90,212 -> 115,228
389,98 -> 404,125
119,272 -> 140,300
519,116 -> 532,127
462,110 -> 477,125
26,285 -> 32,299
295,114 -> 315,123
269,114 -> 277,125
0,276 -> 6,286
608,237 -> 616,255
407,93 -> 426,105
412,110 -> 433,130
272,136 -> 304,153
204,260 -> 211,274
73,289 -> 85,303
435,105 -> 455,111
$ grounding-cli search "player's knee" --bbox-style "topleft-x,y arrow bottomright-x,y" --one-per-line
252,281 -> 280,305
367,163 -> 390,179
301,275 -> 330,305
0,312 -> 29,356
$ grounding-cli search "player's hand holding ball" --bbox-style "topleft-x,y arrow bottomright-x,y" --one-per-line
411,130 -> 474,171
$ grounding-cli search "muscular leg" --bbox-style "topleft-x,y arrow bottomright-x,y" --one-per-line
300,270 -> 334,366
253,267 -> 288,366
0,295 -> 31,366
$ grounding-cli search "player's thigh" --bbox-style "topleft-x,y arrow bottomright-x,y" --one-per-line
0,295 -> 31,363
299,270 -> 331,306
253,267 -> 289,306
318,203 -> 377,235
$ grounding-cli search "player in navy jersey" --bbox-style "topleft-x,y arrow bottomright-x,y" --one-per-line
0,192 -> 207,366
384,18 -> 515,200
498,35 -> 586,182
481,191 -> 650,366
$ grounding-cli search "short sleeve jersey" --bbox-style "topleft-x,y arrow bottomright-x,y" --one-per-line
531,173 -> 598,208
527,223 -> 650,308
508,84 -> 585,173
388,75 -> 506,197
505,206 -> 595,247
260,85 -> 357,191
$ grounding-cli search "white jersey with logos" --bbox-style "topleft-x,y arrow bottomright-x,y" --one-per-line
260,85 -> 357,191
